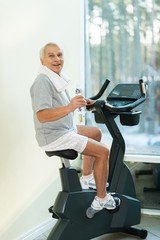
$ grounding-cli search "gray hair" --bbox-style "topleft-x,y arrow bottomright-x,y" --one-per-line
39,42 -> 60,60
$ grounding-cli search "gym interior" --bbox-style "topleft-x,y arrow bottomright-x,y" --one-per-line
0,1 -> 160,240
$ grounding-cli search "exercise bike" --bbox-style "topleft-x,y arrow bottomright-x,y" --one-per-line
45,79 -> 148,240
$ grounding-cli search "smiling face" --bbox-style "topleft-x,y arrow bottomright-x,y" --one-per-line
40,44 -> 64,75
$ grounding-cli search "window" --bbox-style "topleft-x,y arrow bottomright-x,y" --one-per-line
84,0 -> 160,212
85,0 -> 160,156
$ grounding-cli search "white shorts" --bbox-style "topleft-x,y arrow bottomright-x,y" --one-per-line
42,131 -> 88,153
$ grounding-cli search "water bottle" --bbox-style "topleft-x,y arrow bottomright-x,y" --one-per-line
75,87 -> 85,125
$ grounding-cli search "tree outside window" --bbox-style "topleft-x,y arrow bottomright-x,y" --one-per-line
85,0 -> 160,155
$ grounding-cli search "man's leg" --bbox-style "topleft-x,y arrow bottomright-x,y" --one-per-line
77,125 -> 109,197
77,125 -> 109,189
77,125 -> 102,176
77,125 -> 120,211
82,138 -> 109,198
82,138 -> 120,211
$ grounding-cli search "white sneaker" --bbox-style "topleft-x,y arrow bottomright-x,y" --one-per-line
91,194 -> 120,210
80,176 -> 109,190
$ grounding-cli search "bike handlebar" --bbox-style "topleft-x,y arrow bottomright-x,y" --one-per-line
87,79 -> 146,112
89,79 -> 110,100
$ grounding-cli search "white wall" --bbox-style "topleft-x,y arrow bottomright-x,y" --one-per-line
0,0 -> 84,239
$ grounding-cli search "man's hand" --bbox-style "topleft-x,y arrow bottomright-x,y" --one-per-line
86,99 -> 96,105
68,95 -> 87,112
85,99 -> 96,111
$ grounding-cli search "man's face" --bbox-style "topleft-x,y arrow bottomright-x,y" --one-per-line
41,45 -> 64,75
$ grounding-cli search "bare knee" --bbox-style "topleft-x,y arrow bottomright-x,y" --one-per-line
101,145 -> 110,159
82,139 -> 109,159
86,126 -> 102,142
77,125 -> 102,141
94,127 -> 102,142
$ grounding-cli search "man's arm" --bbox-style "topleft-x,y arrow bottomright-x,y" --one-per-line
37,95 -> 87,123
37,105 -> 70,122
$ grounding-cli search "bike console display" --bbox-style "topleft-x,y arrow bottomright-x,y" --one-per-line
90,79 -> 146,126
107,84 -> 142,106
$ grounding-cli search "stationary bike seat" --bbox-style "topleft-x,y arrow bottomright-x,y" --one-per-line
45,149 -> 78,160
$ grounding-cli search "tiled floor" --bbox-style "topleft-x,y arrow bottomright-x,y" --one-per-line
34,214 -> 160,240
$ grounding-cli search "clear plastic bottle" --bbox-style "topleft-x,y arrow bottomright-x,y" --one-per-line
75,87 -> 86,125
